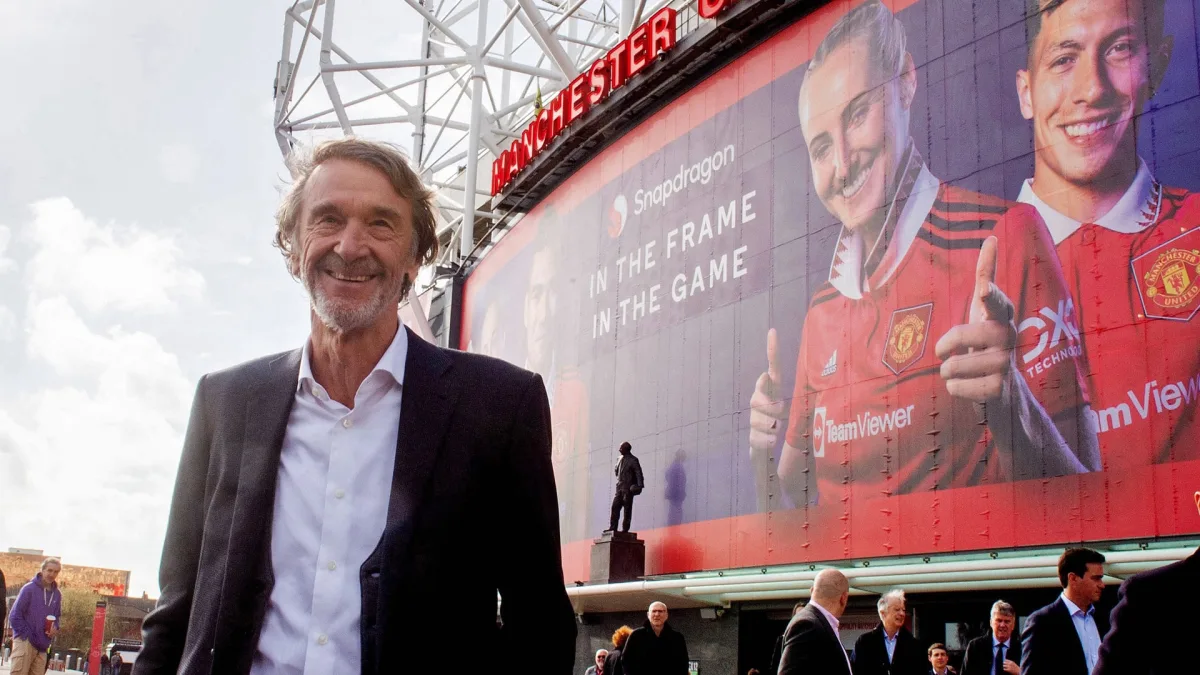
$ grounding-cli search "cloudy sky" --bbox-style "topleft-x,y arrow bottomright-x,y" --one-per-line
0,1 -> 430,595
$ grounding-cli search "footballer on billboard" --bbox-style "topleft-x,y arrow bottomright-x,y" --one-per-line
463,0 -> 1200,581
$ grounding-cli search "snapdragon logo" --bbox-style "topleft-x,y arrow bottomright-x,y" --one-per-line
633,144 -> 736,215
609,194 -> 628,239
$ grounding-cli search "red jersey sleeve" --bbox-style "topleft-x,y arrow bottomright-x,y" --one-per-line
998,203 -> 1090,419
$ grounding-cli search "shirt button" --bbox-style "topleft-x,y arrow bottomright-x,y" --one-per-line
327,561 -> 337,571
317,634 -> 328,646
342,418 -> 353,428
334,489 -> 345,499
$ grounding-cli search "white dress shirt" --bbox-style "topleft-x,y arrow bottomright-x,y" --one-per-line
1060,594 -> 1101,674
250,327 -> 407,675
809,600 -> 853,672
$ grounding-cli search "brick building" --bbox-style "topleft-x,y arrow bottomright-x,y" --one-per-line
0,548 -> 130,597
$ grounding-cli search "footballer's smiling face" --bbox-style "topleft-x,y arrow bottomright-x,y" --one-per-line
1018,0 -> 1171,190
799,36 -> 916,238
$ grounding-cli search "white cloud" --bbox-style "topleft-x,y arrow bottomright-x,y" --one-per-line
0,198 -> 206,594
24,197 -> 204,314
0,305 -> 16,341
0,224 -> 15,273
1,297 -> 194,594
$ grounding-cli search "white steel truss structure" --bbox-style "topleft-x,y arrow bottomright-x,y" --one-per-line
273,0 -> 693,292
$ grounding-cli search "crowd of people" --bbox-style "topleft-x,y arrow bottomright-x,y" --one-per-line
586,516 -> 1196,675
764,520 -> 1197,675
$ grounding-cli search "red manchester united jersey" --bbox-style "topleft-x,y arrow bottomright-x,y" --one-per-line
785,181 -> 1089,504
1035,183 -> 1200,468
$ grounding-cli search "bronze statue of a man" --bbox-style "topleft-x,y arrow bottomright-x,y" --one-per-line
608,441 -> 644,533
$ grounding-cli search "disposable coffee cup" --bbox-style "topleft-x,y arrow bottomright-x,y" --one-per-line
45,615 -> 56,634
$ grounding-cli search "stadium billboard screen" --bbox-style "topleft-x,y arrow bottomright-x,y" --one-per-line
462,0 -> 1200,582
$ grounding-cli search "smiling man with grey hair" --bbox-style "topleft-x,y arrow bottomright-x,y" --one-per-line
135,137 -> 575,675
852,588 -> 925,675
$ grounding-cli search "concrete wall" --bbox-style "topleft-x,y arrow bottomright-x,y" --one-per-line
574,606 -> 740,675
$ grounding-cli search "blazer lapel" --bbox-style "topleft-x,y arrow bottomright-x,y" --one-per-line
382,328 -> 457,561
221,350 -> 301,622
805,606 -> 847,673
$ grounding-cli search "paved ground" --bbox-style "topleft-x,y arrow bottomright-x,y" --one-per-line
0,664 -> 86,674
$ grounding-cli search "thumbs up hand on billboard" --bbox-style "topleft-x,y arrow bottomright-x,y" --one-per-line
750,328 -> 787,454
935,236 -> 1018,404
749,328 -> 787,510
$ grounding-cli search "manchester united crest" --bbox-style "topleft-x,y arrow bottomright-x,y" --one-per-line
883,303 -> 933,374
1132,228 -> 1200,321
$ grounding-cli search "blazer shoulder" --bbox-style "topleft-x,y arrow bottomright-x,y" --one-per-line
1125,552 -> 1192,591
203,349 -> 300,389
1028,597 -> 1062,621
853,626 -> 882,651
440,346 -> 540,386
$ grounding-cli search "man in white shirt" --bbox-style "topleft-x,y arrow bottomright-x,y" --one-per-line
779,569 -> 853,675
1021,548 -> 1107,675
135,138 -> 575,675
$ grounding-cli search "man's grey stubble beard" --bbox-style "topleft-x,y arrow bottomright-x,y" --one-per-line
304,268 -> 405,332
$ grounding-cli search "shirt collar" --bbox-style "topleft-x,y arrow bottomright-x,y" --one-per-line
992,635 -> 1010,648
1060,593 -> 1095,619
298,323 -> 409,394
808,600 -> 840,630
828,149 -> 940,299
1017,159 -> 1162,244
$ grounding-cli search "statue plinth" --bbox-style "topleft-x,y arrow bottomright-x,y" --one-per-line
590,530 -> 646,583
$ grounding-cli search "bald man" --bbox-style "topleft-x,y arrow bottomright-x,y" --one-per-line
779,570 -> 853,675
622,602 -> 689,675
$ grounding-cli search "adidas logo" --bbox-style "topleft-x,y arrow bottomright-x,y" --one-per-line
821,349 -> 838,377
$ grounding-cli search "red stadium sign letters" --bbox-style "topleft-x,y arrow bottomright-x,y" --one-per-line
490,7 -> 678,195
697,0 -> 740,19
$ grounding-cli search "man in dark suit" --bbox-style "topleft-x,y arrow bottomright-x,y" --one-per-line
1020,548 -> 1107,675
961,600 -> 1020,675
769,601 -> 806,675
133,138 -> 575,675
608,441 -> 644,533
622,602 -> 689,675
1094,490 -> 1200,675
779,569 -> 852,675
853,589 -> 927,675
